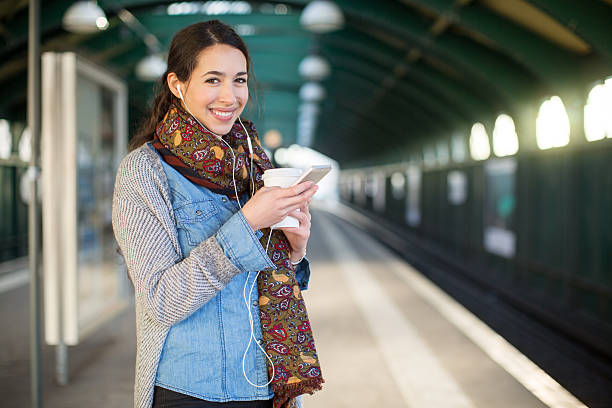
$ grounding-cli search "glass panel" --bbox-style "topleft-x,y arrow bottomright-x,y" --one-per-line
75,73 -> 123,329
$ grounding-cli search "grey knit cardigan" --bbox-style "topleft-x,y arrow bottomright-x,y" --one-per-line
112,144 -> 244,408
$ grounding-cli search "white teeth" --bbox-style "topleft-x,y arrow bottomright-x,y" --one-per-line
212,110 -> 232,118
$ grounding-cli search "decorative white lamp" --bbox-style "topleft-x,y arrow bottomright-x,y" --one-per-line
299,55 -> 331,81
136,54 -> 167,82
300,0 -> 345,34
299,82 -> 326,103
62,1 -> 109,33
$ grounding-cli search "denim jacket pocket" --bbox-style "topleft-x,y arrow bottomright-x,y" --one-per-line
175,200 -> 220,248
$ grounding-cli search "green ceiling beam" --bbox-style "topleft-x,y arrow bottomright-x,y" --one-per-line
322,74 -> 450,150
323,93 -> 425,144
1,1 -> 306,58
316,84 -> 434,150
397,0 -> 584,92
323,42 -> 488,122
525,0 -> 612,65
1,0 -> 73,56
328,56 -> 465,129
286,0 -> 536,106
326,72 -> 449,144
133,11 -> 306,37
327,0 -> 537,108
322,31 -> 500,118
315,110 -> 401,162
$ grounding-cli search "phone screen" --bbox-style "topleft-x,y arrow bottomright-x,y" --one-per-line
292,165 -> 331,186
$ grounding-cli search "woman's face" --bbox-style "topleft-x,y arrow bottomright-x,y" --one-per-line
178,43 -> 249,135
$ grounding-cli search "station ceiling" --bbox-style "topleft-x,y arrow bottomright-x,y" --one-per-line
1,0 -> 611,165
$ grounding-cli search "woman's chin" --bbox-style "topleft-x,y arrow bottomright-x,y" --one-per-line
210,124 -> 234,136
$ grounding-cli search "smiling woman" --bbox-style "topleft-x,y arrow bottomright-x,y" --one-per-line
130,20 -> 255,150
113,19 -> 323,408
166,44 -> 249,136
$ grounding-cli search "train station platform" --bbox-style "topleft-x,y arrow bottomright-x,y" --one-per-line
0,202 -> 589,407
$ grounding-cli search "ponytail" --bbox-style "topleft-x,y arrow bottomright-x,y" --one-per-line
129,75 -> 175,151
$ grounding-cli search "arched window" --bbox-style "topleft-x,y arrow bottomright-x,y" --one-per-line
492,114 -> 519,157
584,77 -> 612,142
536,96 -> 570,150
469,122 -> 491,161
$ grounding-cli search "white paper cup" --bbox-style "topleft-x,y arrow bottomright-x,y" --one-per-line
262,168 -> 303,228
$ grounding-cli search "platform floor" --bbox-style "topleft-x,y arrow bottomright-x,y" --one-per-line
0,203 -> 587,407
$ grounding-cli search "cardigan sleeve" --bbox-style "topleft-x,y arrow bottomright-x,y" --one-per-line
112,148 -> 243,328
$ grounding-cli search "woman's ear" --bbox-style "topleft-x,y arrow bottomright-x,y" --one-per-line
167,72 -> 181,99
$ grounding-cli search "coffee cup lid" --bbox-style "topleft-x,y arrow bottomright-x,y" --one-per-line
262,168 -> 303,180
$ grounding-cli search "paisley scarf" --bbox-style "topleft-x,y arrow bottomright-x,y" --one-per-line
152,102 -> 323,408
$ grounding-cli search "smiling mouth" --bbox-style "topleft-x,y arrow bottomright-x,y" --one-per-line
210,109 -> 235,120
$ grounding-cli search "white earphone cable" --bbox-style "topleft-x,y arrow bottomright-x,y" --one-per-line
242,228 -> 275,387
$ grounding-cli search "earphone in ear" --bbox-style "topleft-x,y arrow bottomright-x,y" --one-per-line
177,84 -> 184,100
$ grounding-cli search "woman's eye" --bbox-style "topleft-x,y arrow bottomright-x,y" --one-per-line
205,78 -> 219,84
235,77 -> 247,84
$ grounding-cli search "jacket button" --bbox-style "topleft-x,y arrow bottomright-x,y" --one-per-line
195,210 -> 202,215
221,197 -> 227,203
252,300 -> 258,307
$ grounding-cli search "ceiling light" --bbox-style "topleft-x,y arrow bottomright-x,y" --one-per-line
299,82 -> 326,102
136,54 -> 167,82
300,0 -> 344,33
63,1 -> 108,34
299,55 -> 331,81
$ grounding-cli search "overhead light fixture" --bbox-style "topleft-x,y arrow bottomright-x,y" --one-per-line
299,55 -> 331,81
299,82 -> 326,102
300,0 -> 344,34
63,1 -> 109,33
136,54 -> 167,82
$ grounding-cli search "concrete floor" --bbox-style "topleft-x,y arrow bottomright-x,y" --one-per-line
0,205 -> 582,407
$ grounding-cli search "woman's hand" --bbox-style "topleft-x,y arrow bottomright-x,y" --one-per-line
242,181 -> 318,232
280,204 -> 312,263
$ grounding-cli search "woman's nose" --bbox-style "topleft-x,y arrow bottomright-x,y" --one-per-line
218,82 -> 236,105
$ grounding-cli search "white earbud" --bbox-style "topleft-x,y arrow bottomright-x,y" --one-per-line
177,84 -> 184,100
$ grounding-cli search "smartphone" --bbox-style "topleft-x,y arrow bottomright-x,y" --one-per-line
291,165 -> 332,186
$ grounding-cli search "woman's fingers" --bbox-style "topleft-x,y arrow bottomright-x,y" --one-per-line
289,209 -> 310,227
280,186 -> 318,210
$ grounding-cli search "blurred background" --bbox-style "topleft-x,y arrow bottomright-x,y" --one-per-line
1,0 -> 611,407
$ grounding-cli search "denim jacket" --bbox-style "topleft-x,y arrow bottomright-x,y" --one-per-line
151,144 -> 310,402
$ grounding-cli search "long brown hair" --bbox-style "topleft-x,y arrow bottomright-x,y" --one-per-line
130,20 -> 256,151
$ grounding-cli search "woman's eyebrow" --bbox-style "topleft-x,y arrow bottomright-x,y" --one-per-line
203,70 -> 224,77
202,71 -> 248,77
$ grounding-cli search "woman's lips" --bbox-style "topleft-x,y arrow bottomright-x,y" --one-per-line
210,108 -> 235,121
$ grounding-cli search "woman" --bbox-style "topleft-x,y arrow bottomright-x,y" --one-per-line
112,20 -> 323,408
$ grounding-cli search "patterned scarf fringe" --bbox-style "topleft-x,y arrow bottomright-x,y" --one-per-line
273,378 -> 325,408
